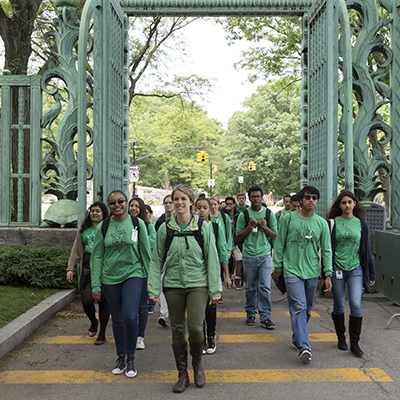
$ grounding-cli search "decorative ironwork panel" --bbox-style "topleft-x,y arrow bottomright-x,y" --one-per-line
0,74 -> 42,226
307,0 -> 338,216
121,0 -> 313,16
93,0 -> 127,201
392,0 -> 400,228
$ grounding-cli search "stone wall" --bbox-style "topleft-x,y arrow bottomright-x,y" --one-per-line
0,228 -> 76,249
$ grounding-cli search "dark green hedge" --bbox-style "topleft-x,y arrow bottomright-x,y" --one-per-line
0,244 -> 77,289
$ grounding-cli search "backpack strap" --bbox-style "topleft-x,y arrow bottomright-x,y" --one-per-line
212,221 -> 219,249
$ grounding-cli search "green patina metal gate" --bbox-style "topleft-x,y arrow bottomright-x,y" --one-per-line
0,0 -> 397,227
306,0 -> 338,215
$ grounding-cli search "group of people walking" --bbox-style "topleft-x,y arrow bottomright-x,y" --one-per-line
66,183 -> 375,392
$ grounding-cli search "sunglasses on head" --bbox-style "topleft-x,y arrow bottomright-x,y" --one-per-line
108,199 -> 127,206
304,195 -> 318,201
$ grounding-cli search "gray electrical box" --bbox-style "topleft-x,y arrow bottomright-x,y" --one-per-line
363,202 -> 386,234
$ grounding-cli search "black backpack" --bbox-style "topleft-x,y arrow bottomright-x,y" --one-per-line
242,207 -> 273,248
162,218 -> 205,264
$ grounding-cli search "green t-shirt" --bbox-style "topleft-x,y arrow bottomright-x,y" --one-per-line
237,205 -> 248,213
81,226 -> 96,253
146,222 -> 157,251
90,216 -> 151,292
275,209 -> 290,229
273,211 -> 333,279
236,207 -> 277,258
334,216 -> 361,271
210,212 -> 232,255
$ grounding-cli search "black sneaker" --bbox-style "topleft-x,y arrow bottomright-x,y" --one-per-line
148,306 -> 155,315
261,319 -> 276,330
112,354 -> 126,375
206,336 -> 216,354
125,355 -> 137,378
245,316 -> 255,326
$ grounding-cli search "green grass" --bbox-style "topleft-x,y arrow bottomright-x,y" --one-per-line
0,286 -> 57,329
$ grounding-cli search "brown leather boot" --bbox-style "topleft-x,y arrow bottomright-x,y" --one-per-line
172,343 -> 190,393
190,341 -> 206,388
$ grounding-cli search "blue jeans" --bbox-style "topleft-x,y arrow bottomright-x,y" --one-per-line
285,276 -> 318,353
138,278 -> 149,338
242,254 -> 272,321
331,266 -> 363,317
102,277 -> 143,356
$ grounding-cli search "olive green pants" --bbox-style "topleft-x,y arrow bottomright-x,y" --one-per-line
164,287 -> 209,344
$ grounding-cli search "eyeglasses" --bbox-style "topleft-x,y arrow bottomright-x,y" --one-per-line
108,199 -> 127,206
304,195 -> 318,201
226,203 -> 234,206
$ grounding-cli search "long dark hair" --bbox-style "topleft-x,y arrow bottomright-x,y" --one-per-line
79,201 -> 109,232
129,197 -> 147,221
327,190 -> 366,220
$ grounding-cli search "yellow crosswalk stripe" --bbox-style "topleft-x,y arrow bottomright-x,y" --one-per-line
217,311 -> 320,318
0,368 -> 392,384
36,333 -> 339,344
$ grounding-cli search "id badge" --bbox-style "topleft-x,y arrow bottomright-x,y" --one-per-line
336,270 -> 343,279
131,228 -> 138,242
252,226 -> 258,233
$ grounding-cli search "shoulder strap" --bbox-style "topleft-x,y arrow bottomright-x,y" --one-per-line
329,218 -> 335,235
221,212 -> 228,228
212,221 -> 219,249
243,208 -> 249,226
265,208 -> 271,225
101,217 -> 110,238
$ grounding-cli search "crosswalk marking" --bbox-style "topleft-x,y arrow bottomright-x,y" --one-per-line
35,333 -> 338,345
55,311 -> 321,319
0,368 -> 392,384
217,311 -> 320,318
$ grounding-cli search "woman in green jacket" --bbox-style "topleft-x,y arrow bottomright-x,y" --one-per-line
148,184 -> 222,393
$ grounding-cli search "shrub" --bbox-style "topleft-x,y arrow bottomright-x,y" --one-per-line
0,244 -> 77,289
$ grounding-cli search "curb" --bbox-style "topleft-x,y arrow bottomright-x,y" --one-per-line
0,289 -> 76,359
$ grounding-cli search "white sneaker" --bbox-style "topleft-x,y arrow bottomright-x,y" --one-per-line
136,336 -> 145,350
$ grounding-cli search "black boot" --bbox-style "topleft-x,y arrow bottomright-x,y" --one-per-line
190,341 -> 206,388
349,316 -> 364,357
331,313 -> 348,350
172,343 -> 190,393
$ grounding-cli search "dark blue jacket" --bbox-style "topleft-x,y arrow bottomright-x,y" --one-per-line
323,218 -> 376,293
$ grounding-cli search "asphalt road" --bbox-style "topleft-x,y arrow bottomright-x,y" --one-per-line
0,284 -> 399,400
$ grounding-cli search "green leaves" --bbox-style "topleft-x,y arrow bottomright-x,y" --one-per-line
220,78 -> 302,196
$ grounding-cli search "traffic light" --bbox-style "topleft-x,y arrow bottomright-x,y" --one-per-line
249,161 -> 256,171
197,151 -> 209,163
213,164 -> 217,173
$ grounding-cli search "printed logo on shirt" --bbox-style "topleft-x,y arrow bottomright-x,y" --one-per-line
85,230 -> 96,252
336,224 -> 357,247
290,222 -> 314,249
109,225 -> 130,248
